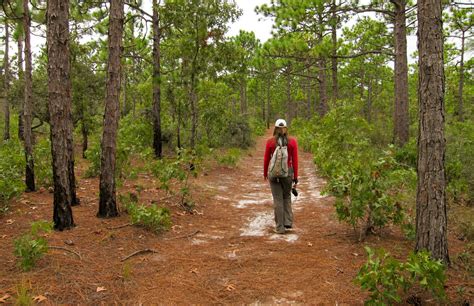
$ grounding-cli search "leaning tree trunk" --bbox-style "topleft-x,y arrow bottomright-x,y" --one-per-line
23,0 -> 35,192
17,32 -> 24,141
3,19 -> 10,141
415,0 -> 449,264
47,0 -> 75,230
152,0 -> 162,158
98,0 -> 124,218
392,0 -> 409,146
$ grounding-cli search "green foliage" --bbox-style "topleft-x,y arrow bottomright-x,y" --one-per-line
13,221 -> 53,271
0,139 -> 25,210
33,137 -> 53,187
218,148 -> 242,167
356,247 -> 446,305
294,105 -> 415,239
85,114 -> 152,178
148,149 -> 198,211
446,121 -> 474,205
120,193 -> 171,233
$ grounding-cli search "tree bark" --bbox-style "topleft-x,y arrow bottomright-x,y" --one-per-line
3,19 -> 10,141
266,78 -> 271,129
98,0 -> 124,218
458,30 -> 465,122
318,58 -> 328,117
17,32 -> 24,141
81,122 -> 88,159
47,0 -> 75,230
23,0 -> 35,192
331,0 -> 338,104
239,79 -> 247,116
392,0 -> 409,146
286,68 -> 293,123
415,0 -> 449,264
152,0 -> 162,158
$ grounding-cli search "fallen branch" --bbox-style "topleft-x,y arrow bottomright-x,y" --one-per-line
107,223 -> 132,230
49,246 -> 82,260
121,249 -> 158,262
165,230 -> 200,240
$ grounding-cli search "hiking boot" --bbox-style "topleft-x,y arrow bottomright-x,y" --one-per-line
273,228 -> 285,235
284,225 -> 293,230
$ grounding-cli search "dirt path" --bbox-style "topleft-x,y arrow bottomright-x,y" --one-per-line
0,131 -> 470,304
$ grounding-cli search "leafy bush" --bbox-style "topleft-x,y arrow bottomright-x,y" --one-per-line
0,139 -> 25,210
356,247 -> 446,305
218,148 -> 242,166
446,120 -> 474,205
293,105 -> 415,240
85,113 -> 152,178
121,193 -> 171,233
14,221 -> 53,271
33,137 -> 53,187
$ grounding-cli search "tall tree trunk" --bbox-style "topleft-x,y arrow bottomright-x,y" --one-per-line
81,122 -> 88,159
152,0 -> 162,158
189,72 -> 197,149
366,78 -> 372,123
17,32 -> 24,141
286,68 -> 293,123
331,0 -> 338,104
23,0 -> 35,192
98,0 -> 124,218
266,78 -> 271,129
458,31 -> 465,122
3,19 -> 10,141
47,0 -> 75,230
240,79 -> 247,115
122,70 -> 127,117
415,0 -> 449,264
318,58 -> 328,117
67,99 -> 78,206
392,0 -> 409,146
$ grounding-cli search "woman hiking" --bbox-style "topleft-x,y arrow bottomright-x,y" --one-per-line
263,119 -> 299,234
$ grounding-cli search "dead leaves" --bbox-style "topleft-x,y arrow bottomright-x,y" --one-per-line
33,295 -> 47,303
5,219 -> 14,225
0,294 -> 10,303
96,286 -> 107,292
225,284 -> 236,291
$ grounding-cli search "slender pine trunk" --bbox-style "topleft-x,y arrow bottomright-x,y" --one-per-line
47,0 -> 75,230
3,19 -> 10,141
23,0 -> 35,192
98,0 -> 124,218
415,0 -> 449,264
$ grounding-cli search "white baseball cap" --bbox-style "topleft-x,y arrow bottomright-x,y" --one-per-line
275,119 -> 287,127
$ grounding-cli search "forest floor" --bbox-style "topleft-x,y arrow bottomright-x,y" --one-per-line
0,131 -> 473,304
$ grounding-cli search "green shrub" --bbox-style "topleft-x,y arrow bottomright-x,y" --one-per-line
218,148 -> 242,167
446,121 -> 474,205
296,105 -> 415,240
84,113 -> 152,178
14,221 -> 53,271
121,194 -> 171,233
0,139 -> 25,209
356,247 -> 446,305
33,137 -> 53,187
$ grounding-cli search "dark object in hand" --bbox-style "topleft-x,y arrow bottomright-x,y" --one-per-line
293,178 -> 298,185
292,187 -> 298,197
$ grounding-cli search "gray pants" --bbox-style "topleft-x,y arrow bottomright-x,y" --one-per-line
269,168 -> 294,233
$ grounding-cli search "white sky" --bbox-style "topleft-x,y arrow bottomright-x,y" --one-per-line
1,0 -> 461,67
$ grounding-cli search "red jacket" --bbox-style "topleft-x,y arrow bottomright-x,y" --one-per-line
264,136 -> 298,180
